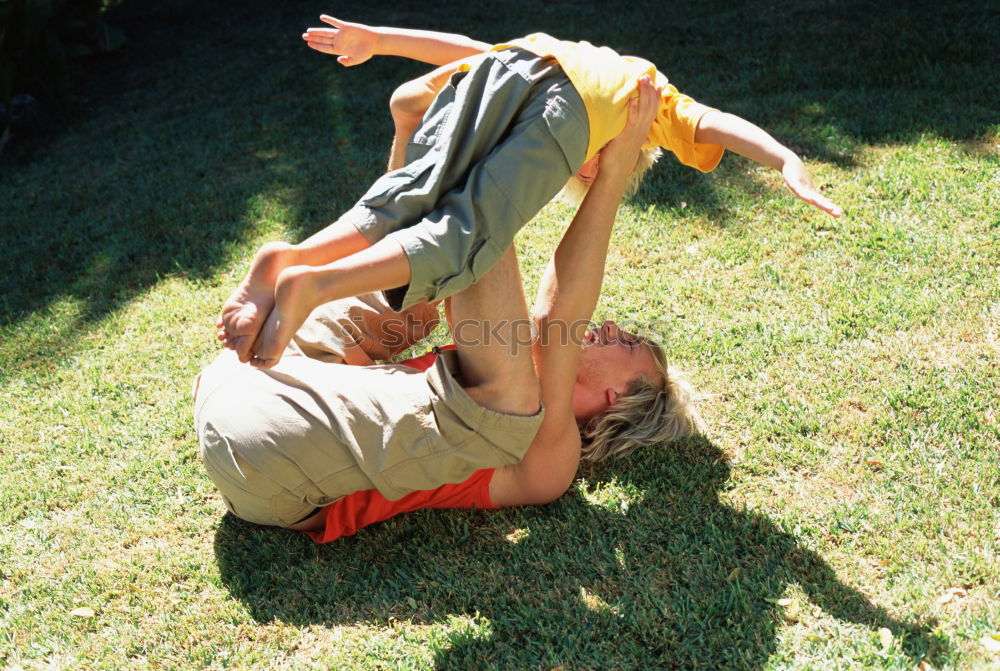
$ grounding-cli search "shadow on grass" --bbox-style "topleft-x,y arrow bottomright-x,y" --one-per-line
214,437 -> 946,669
0,0 -> 404,373
1,0 -> 994,365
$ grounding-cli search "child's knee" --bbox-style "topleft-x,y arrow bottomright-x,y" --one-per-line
390,80 -> 430,123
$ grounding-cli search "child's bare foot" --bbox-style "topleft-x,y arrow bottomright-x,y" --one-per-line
217,241 -> 297,362
249,265 -> 321,369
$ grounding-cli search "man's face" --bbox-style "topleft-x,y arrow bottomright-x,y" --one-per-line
577,320 -> 662,397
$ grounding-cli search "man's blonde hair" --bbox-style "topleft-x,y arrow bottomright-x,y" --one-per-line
557,146 -> 663,207
579,336 -> 703,462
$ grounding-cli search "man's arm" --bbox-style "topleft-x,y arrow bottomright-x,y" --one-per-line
302,16 -> 489,67
695,111 -> 843,217
489,77 -> 663,507
532,77 -> 664,399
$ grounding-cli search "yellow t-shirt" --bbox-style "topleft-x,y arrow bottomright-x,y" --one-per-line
494,33 -> 725,172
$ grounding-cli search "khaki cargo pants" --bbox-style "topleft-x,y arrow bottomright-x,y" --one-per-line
194,297 -> 543,527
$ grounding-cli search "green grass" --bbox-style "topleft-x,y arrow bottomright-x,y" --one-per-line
1,0 -> 997,668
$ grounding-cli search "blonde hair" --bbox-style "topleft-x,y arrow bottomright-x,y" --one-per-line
557,146 -> 663,207
579,337 -> 703,462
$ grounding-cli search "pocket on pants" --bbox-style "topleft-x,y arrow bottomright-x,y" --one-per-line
361,158 -> 436,210
410,69 -> 467,147
270,492 -> 320,527
541,91 -> 589,171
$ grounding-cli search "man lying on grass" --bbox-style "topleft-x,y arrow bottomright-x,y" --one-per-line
196,80 -> 700,537
216,17 -> 841,370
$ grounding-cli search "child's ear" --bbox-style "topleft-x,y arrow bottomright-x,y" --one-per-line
605,387 -> 620,407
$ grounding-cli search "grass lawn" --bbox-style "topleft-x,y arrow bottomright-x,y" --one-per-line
1,0 -> 997,668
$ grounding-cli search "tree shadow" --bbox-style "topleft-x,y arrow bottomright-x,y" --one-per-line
498,0 -> 997,221
0,0 -> 407,372
2,0 -> 993,364
214,437 -> 946,669
518,0 -> 996,144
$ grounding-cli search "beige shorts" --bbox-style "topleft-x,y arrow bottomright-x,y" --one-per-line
194,347 -> 542,527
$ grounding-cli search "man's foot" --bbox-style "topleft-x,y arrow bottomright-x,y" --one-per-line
217,241 -> 296,362
248,265 -> 321,369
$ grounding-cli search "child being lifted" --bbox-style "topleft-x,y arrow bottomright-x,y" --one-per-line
218,16 -> 842,367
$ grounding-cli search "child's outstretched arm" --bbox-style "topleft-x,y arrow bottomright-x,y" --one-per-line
302,16 -> 489,67
303,16 -> 490,171
695,111 -> 843,218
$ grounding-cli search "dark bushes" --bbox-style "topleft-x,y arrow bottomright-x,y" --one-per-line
0,0 -> 125,145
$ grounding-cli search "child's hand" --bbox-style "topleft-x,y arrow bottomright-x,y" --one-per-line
781,155 -> 843,218
302,15 -> 379,67
598,75 -> 662,177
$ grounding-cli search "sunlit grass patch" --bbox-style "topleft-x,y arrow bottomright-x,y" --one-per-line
1,0 -> 997,668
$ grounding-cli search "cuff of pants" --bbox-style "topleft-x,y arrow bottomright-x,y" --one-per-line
339,202 -> 489,312
381,226 -> 504,311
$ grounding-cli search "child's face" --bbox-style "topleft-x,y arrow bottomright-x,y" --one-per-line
576,152 -> 601,184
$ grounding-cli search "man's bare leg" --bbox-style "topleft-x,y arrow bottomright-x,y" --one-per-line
446,246 -> 539,417
253,246 -> 535,537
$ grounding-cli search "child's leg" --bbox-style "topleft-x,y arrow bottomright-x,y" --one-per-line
224,51 -> 585,366
218,201 -> 375,362
386,62 -> 460,172
218,61 -> 462,362
250,236 -> 411,368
